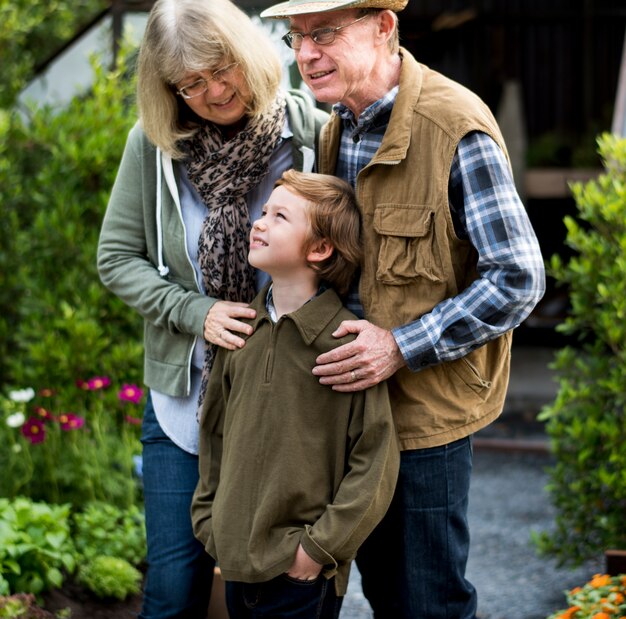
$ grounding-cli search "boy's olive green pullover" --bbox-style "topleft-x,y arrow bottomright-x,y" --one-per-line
191,287 -> 400,596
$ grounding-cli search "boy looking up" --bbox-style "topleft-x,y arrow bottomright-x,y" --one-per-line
191,170 -> 399,619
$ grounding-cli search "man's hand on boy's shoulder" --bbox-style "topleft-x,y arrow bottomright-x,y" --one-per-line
312,320 -> 405,392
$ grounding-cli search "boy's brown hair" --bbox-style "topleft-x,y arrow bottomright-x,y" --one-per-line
276,170 -> 362,296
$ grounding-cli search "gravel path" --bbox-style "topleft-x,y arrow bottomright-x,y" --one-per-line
340,448 -> 602,619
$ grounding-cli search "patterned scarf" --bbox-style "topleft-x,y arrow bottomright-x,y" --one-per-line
183,94 -> 286,415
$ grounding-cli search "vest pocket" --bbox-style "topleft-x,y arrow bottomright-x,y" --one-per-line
373,204 -> 443,285
448,354 -> 493,400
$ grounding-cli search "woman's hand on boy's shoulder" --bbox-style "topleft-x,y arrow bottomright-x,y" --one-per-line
203,300 -> 256,350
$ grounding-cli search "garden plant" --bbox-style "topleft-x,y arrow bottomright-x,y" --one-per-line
546,573 -> 626,619
0,21 -> 149,611
0,0 -> 107,108
535,133 -> 626,565
0,498 -> 75,597
0,37 -> 144,507
0,495 -> 145,601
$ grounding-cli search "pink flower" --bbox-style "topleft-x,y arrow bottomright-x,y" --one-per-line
118,384 -> 144,404
58,413 -> 85,431
125,415 -> 142,425
21,417 -> 46,444
76,379 -> 90,390
38,388 -> 56,397
86,376 -> 111,390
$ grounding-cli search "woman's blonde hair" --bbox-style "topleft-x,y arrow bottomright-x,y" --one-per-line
137,0 -> 282,158
277,170 -> 362,296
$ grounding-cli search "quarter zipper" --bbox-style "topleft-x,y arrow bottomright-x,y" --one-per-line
263,320 -> 278,385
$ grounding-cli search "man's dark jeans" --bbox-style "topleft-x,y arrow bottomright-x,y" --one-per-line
356,436 -> 477,619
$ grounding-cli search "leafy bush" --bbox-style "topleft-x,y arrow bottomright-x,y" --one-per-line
0,43 -> 146,512
76,556 -> 142,601
72,503 -> 146,567
0,381 -> 143,510
546,573 -> 626,619
0,43 -> 143,396
0,0 -> 107,108
0,498 -> 75,596
535,133 -> 626,565
0,496 -> 146,603
0,592 -> 65,618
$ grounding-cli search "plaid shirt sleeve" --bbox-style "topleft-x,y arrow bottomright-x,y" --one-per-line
392,131 -> 546,371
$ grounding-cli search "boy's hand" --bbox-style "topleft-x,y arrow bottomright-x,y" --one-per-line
204,300 -> 256,350
286,544 -> 323,581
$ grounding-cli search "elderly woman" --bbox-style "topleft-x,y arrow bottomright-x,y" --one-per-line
97,0 -> 327,616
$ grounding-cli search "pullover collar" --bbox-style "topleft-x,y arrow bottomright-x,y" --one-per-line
250,284 -> 344,346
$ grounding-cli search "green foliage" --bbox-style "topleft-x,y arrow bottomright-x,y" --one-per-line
535,133 -> 626,565
0,44 -> 142,391
76,556 -> 142,601
0,0 -> 107,108
0,498 -> 75,597
0,383 -> 144,510
0,499 -> 147,609
545,573 -> 626,619
72,503 -> 146,567
0,44 -> 145,511
0,592 -> 68,618
0,496 -> 147,603
0,42 -> 143,395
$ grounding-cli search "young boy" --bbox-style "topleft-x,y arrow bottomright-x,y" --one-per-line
191,170 -> 399,619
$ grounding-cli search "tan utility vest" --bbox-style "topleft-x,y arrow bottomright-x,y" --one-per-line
319,49 -> 513,450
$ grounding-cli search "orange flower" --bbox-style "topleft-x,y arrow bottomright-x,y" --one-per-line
591,575 -> 613,588
591,613 -> 611,619
613,592 -> 624,604
559,607 -> 581,619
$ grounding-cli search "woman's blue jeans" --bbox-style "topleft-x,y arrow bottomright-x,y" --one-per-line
139,394 -> 215,619
355,437 -> 477,619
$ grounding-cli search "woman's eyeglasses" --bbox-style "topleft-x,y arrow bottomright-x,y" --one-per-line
176,63 -> 239,99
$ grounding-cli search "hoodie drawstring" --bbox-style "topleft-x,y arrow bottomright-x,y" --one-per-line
156,148 -> 170,277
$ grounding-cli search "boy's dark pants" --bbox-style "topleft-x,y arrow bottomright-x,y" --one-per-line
225,574 -> 342,619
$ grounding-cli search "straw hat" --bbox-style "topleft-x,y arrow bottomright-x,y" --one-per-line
260,0 -> 408,19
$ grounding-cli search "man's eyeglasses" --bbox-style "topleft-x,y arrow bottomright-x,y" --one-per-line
176,63 -> 239,99
282,14 -> 370,50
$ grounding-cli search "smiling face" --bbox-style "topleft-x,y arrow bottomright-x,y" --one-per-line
176,63 -> 252,127
249,185 -> 313,278
289,9 -> 394,116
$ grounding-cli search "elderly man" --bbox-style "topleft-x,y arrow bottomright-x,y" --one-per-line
261,1 -> 546,617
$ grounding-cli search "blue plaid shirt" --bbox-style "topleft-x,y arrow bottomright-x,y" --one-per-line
333,93 -> 545,371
